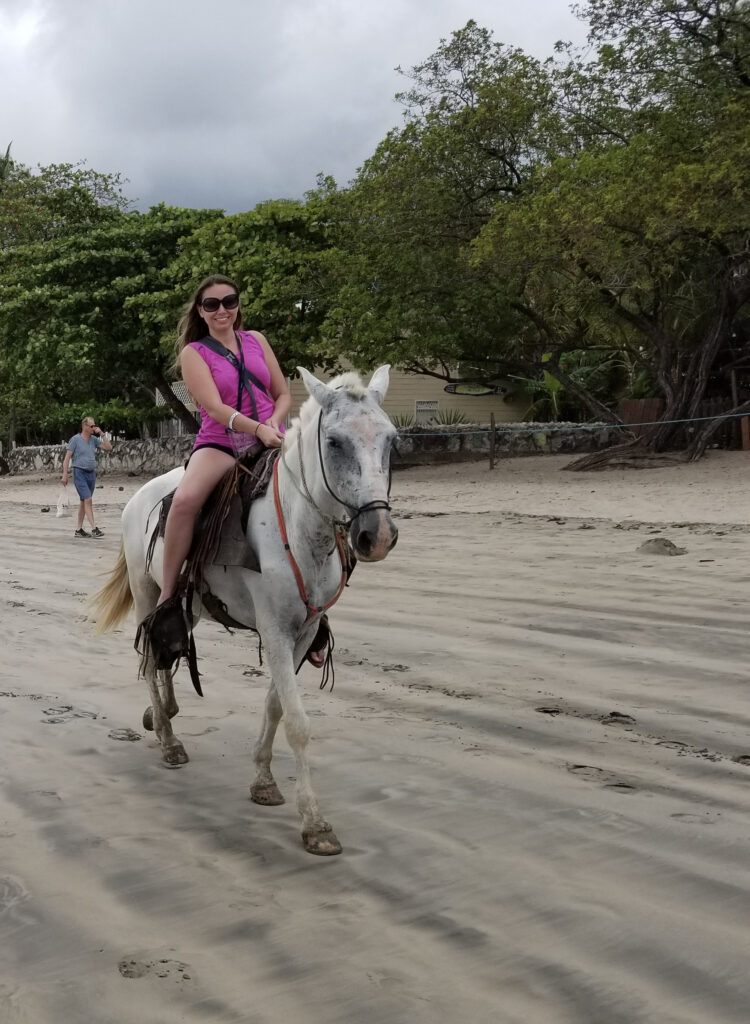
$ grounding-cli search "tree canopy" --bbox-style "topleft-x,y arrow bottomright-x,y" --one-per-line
314,0 -> 750,464
2,0 -> 749,465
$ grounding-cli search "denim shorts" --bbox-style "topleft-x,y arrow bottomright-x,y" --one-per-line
73,467 -> 97,500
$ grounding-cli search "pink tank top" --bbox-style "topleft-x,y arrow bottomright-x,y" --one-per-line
189,331 -> 279,450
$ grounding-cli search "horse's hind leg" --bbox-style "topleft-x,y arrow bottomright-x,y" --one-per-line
130,569 -> 188,766
142,668 -> 180,732
250,683 -> 285,806
144,663 -> 189,766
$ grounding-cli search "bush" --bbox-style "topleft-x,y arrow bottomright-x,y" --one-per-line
431,408 -> 468,425
33,400 -> 173,444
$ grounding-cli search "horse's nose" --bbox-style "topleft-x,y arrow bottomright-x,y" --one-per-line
351,511 -> 398,562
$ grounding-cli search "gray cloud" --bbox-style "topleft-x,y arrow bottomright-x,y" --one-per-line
1,0 -> 588,212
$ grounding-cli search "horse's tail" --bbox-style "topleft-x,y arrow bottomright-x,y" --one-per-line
92,541 -> 134,633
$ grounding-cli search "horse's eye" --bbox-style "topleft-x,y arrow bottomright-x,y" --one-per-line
327,436 -> 342,450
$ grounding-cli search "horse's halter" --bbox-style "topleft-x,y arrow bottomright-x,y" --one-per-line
281,410 -> 392,533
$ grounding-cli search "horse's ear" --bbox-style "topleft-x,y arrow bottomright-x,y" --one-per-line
297,367 -> 336,410
367,365 -> 390,406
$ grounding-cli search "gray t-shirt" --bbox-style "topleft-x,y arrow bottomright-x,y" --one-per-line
66,433 -> 102,471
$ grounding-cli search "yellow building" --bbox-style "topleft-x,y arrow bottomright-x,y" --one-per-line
289,365 -> 526,424
160,367 -> 527,433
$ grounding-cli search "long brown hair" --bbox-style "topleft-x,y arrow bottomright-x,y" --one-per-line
176,274 -> 243,355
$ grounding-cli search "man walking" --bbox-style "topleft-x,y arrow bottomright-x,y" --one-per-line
61,416 -> 113,538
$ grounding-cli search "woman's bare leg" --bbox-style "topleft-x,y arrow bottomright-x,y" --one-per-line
159,448 -> 236,603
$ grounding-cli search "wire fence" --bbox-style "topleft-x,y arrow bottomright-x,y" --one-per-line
397,408 -> 750,438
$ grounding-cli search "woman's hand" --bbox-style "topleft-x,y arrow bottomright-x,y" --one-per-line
256,422 -> 284,448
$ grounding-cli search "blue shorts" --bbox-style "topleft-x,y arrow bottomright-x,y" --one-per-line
72,467 -> 97,500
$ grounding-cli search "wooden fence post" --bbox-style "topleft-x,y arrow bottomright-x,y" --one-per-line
742,417 -> 750,451
489,412 -> 496,470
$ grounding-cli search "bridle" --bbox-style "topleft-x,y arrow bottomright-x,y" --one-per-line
274,408 -> 393,625
280,410 -> 392,533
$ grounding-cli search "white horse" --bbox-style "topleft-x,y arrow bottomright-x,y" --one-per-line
95,366 -> 398,855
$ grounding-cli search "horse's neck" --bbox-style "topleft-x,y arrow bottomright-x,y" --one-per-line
280,440 -> 341,575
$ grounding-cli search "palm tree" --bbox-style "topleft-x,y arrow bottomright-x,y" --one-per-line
0,143 -> 14,183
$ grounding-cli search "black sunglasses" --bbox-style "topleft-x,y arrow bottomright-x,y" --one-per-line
200,293 -> 239,312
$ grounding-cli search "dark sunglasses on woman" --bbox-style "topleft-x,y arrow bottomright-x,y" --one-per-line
200,294 -> 240,312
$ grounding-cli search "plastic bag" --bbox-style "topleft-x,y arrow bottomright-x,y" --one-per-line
56,488 -> 71,518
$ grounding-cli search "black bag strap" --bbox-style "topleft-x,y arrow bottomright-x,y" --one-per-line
198,333 -> 271,421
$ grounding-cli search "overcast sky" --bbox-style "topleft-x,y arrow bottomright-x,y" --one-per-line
1,0 -> 588,214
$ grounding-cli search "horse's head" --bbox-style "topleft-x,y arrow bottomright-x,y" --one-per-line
295,365 -> 398,562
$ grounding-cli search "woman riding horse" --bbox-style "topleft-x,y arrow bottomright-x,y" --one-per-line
147,274 -> 327,667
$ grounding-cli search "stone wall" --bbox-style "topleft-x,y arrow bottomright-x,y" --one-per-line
2,422 -> 625,477
3,436 -> 194,477
394,422 -> 625,466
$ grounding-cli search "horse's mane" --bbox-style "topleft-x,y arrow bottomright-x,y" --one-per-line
284,371 -> 367,448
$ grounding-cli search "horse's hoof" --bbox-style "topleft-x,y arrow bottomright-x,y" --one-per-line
143,706 -> 154,731
163,743 -> 189,766
250,781 -> 285,806
302,827 -> 342,856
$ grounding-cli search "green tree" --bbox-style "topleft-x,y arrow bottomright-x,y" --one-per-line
159,198 -> 334,375
313,22 -> 560,383
475,0 -> 750,465
0,158 -> 135,444
0,204 -> 221,444
0,159 -> 131,250
0,196 -> 336,445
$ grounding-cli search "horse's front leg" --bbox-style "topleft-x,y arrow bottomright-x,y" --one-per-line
261,626 -> 342,856
143,665 -> 189,766
249,683 -> 285,806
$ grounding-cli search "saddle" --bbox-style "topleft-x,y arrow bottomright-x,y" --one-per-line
147,446 -> 278,609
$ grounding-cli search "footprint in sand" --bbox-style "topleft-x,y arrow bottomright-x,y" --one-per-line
0,876 -> 30,915
600,711 -> 636,727
41,706 -> 98,724
108,728 -> 141,742
656,740 -> 689,751
118,957 -> 192,982
567,764 -> 637,794
671,812 -> 720,825
42,706 -> 72,724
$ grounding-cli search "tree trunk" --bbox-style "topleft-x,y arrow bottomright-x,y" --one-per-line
544,353 -> 624,425
564,435 -> 640,471
685,397 -> 750,461
567,289 -> 745,469
7,399 -> 15,450
153,370 -> 198,433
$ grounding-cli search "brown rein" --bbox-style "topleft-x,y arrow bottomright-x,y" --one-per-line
272,458 -> 349,623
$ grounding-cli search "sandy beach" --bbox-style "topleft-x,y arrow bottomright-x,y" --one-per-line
1,451 -> 750,1023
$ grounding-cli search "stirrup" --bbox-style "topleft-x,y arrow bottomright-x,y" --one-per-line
135,596 -> 190,673
304,615 -> 336,691
305,615 -> 330,665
